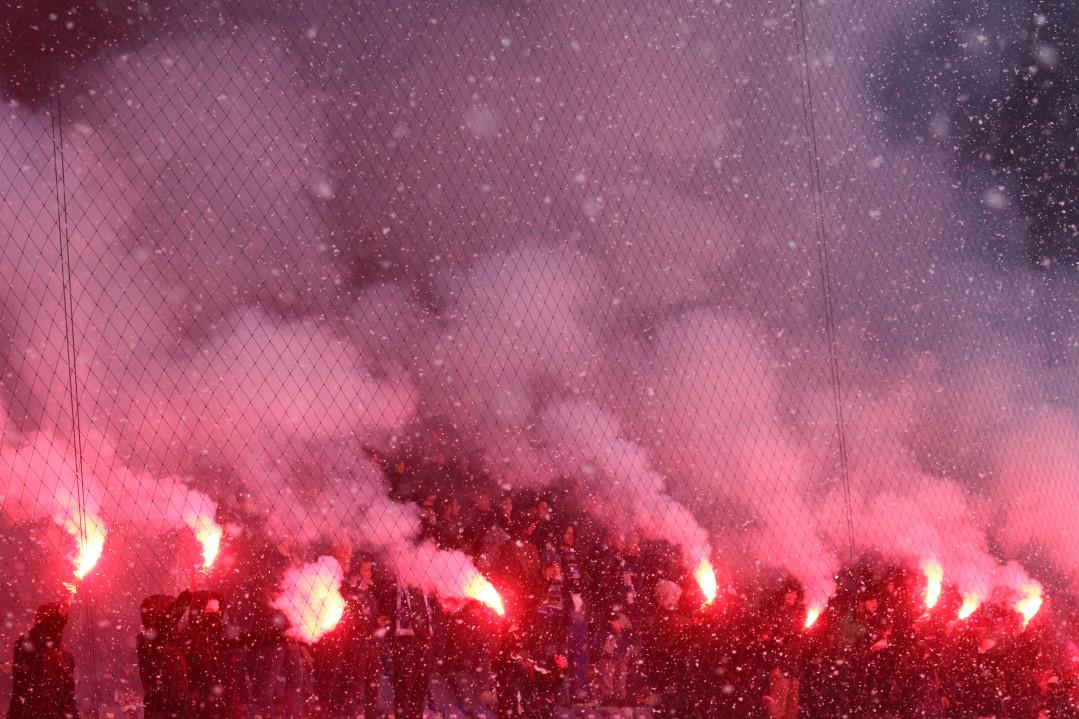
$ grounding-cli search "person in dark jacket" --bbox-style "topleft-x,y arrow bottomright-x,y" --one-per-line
559,523 -> 590,704
376,579 -> 435,719
184,593 -> 239,719
137,592 -> 194,719
491,510 -> 542,619
520,553 -> 570,719
491,510 -> 545,719
311,559 -> 384,719
642,580 -> 688,719
6,601 -> 79,719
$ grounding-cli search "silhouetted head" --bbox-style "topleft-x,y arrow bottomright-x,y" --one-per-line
140,594 -> 176,632
32,603 -> 68,643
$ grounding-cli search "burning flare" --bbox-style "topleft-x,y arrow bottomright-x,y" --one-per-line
273,556 -> 346,643
694,557 -> 718,605
462,572 -> 505,616
62,509 -> 106,581
957,594 -> 981,620
1014,584 -> 1043,628
186,513 -> 223,570
805,605 -> 822,629
922,559 -> 943,611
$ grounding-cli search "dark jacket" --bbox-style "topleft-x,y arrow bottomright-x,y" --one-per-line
311,579 -> 382,713
491,539 -> 542,619
137,593 -> 194,719
6,604 -> 79,719
184,594 -> 239,719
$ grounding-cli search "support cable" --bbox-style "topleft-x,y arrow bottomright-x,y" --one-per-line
793,0 -> 857,560
49,41 -> 102,719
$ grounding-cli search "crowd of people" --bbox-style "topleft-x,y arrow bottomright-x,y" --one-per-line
8,486 -> 1079,719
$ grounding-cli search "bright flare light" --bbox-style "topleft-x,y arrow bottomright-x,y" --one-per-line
273,556 -> 346,643
196,521 -> 223,570
463,572 -> 505,616
805,605 -> 822,629
694,557 -> 718,605
958,594 -> 981,620
184,511 -> 224,570
63,510 -> 106,581
1014,584 -> 1043,628
922,559 -> 944,611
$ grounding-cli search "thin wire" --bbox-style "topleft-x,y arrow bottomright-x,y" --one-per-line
793,0 -> 857,561
49,41 -> 102,719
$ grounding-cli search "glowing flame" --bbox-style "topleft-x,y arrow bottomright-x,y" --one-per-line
694,557 -> 718,605
1014,584 -> 1043,628
922,559 -> 943,611
184,512 -> 223,570
272,557 -> 346,643
63,510 -> 106,581
196,522 -> 223,570
463,572 -> 505,616
805,605 -> 822,629
958,594 -> 981,620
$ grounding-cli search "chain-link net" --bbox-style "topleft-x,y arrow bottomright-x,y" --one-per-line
1,0 -> 1077,717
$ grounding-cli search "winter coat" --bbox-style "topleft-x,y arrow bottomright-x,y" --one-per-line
6,604 -> 79,719
138,593 -> 194,719
184,597 -> 240,719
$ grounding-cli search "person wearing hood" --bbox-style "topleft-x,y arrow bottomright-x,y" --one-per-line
184,592 -> 240,719
137,591 -> 194,719
6,599 -> 79,719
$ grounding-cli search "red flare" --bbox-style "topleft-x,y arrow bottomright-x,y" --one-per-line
1014,584 -> 1043,628
957,594 -> 981,621
922,559 -> 943,611
273,557 -> 346,643
463,573 -> 505,616
694,557 -> 718,605
63,510 -> 106,581
804,605 -> 822,629
184,511 -> 223,570
196,521 -> 223,570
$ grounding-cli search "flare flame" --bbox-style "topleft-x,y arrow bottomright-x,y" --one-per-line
63,510 -> 106,581
189,515 -> 223,570
922,559 -> 943,611
1014,584 -> 1043,628
462,572 -> 505,616
694,557 -> 718,605
958,594 -> 981,620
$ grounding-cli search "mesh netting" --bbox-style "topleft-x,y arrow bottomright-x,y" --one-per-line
1,0 -> 1077,717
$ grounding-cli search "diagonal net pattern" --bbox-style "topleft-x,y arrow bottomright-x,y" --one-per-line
0,0 -> 1077,717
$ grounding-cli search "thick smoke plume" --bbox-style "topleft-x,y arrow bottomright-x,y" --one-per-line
542,399 -> 712,566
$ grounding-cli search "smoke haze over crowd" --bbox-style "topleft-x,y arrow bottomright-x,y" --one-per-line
0,0 -> 1076,705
